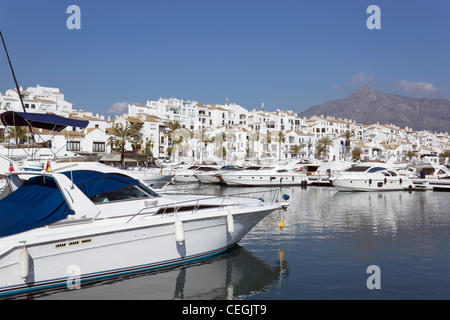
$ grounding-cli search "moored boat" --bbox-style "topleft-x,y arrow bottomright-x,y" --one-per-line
220,165 -> 309,186
0,164 -> 280,298
0,111 -> 281,298
329,162 -> 414,192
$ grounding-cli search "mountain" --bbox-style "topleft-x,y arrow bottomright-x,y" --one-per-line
299,85 -> 450,133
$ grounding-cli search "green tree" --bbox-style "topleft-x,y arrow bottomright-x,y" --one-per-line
290,144 -> 303,159
163,120 -> 182,160
6,126 -> 28,145
107,122 -> 141,166
276,131 -> 286,160
142,137 -> 154,158
351,146 -> 363,160
340,130 -> 354,160
405,149 -> 415,163
316,136 -> 334,160
439,149 -> 450,164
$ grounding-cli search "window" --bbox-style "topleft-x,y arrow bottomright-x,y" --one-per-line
89,184 -> 159,203
67,141 -> 80,151
93,142 -> 105,152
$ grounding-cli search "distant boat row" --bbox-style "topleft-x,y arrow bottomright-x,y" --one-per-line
137,159 -> 450,192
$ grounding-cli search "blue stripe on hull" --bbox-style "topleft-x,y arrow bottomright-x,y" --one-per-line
1,244 -> 235,299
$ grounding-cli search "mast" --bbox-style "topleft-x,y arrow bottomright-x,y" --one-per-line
0,30 -> 37,155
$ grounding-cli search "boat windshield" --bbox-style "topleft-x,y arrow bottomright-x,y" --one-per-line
89,183 -> 158,203
367,167 -> 386,173
345,166 -> 371,172
197,167 -> 217,171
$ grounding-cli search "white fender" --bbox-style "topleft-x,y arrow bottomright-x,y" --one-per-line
174,219 -> 185,244
227,213 -> 234,235
19,246 -> 29,279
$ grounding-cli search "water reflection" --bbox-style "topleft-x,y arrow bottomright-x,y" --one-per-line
23,245 -> 287,300
20,184 -> 450,300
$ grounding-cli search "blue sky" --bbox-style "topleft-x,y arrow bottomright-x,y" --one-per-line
0,0 -> 449,116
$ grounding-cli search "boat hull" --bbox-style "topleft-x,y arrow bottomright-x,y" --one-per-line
330,177 -> 414,191
221,173 -> 309,186
195,173 -> 221,184
0,204 -> 277,298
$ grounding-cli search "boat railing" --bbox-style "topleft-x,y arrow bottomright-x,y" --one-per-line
126,188 -> 281,223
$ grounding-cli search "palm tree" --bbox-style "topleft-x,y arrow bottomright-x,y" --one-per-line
178,128 -> 193,160
439,149 -> 450,165
6,126 -> 28,145
215,132 -> 227,160
315,144 -> 326,159
202,133 -> 215,162
405,150 -> 415,163
290,144 -> 303,159
352,146 -> 363,160
142,137 -> 154,159
276,131 -> 286,160
107,122 -> 141,166
247,132 -> 258,160
316,136 -> 334,160
340,130 -> 354,160
172,135 -> 184,161
163,120 -> 182,160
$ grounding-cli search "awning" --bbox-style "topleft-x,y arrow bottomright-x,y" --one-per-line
0,111 -> 89,131
0,170 -> 141,237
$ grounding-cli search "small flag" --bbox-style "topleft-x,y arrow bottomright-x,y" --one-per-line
8,162 -> 14,172
45,161 -> 51,172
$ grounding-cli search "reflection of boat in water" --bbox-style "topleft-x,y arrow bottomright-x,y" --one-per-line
329,162 -> 414,192
16,245 -> 287,300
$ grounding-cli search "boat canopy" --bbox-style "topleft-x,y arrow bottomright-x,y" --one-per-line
0,170 -> 141,238
0,111 -> 88,131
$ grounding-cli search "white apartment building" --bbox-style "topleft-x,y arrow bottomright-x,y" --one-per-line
0,85 -> 73,115
1,85 -> 448,164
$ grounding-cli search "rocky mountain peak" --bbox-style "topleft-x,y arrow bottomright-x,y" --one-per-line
299,86 -> 450,133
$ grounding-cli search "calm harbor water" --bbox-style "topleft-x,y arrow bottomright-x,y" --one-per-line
23,184 -> 450,300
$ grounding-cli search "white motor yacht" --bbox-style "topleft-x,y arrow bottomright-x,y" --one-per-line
125,167 -> 174,188
173,165 -> 219,183
220,165 -> 309,186
329,162 -> 414,192
403,163 -> 450,190
0,165 -> 280,298
0,111 -> 281,298
195,165 -> 243,184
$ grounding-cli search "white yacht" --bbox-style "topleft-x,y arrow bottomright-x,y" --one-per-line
0,111 -> 281,298
173,165 -> 219,183
195,165 -> 243,184
404,163 -> 450,190
125,167 -> 174,188
220,165 -> 309,186
0,164 -> 280,298
329,162 -> 414,192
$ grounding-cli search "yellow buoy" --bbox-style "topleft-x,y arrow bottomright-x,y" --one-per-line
279,219 -> 285,231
